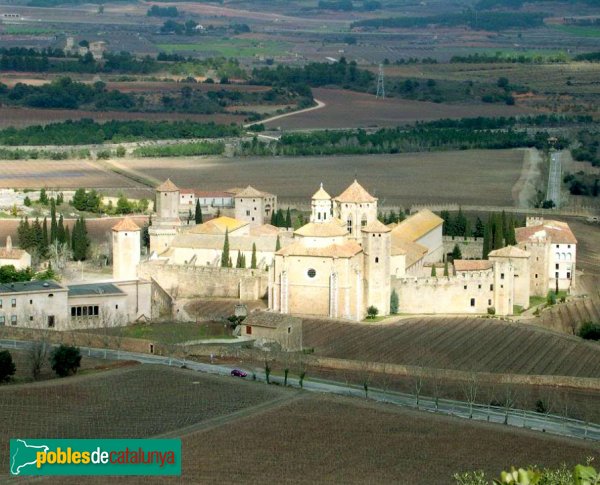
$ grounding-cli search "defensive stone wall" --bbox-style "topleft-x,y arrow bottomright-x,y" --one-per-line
443,236 -> 484,260
139,261 -> 268,300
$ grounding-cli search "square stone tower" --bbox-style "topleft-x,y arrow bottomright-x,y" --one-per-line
149,179 -> 181,254
112,217 -> 140,281
361,220 -> 392,315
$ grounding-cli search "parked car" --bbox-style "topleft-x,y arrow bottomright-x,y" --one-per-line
230,369 -> 247,378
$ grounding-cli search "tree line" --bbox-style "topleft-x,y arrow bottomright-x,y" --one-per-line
0,119 -> 241,146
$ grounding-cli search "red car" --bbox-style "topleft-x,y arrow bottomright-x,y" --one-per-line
230,369 -> 247,378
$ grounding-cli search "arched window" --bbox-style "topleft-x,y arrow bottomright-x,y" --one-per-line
361,214 -> 368,228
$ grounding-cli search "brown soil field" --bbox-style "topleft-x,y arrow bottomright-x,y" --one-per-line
0,159 -> 143,190
303,317 -> 600,378
0,365 -> 287,479
165,395 -> 598,484
267,88 -> 536,130
0,107 -> 245,128
121,149 -> 526,207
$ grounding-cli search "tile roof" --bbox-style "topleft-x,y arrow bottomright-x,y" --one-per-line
392,209 -> 443,242
249,224 -> 281,236
188,216 -> 248,235
453,260 -> 494,272
488,245 -> 530,258
235,185 -> 267,198
277,240 -> 362,258
244,311 -> 302,329
68,283 -> 125,297
312,184 -> 331,200
515,220 -> 577,245
362,220 -> 391,233
335,180 -> 377,203
112,217 -> 140,232
391,235 -> 428,267
0,248 -> 27,260
171,233 -> 287,252
294,221 -> 348,238
156,178 -> 180,192
0,280 -> 64,294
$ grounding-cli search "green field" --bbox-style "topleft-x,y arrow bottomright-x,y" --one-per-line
551,25 -> 600,38
157,38 -> 289,57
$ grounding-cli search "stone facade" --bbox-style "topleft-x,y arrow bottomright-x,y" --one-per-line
234,186 -> 277,227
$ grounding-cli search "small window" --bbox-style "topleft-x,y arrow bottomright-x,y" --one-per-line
29,316 -> 33,321
375,257 -> 379,263
11,315 -> 17,326
246,326 -> 252,335
287,327 -> 291,334
556,244 -> 559,248
83,307 -> 88,316
71,307 -> 76,317
567,272 -> 571,279
77,307 -> 82,316
115,304 -> 119,310
11,299 -> 16,308
48,316 -> 55,328
535,274 -> 538,279
246,210 -> 250,216
555,263 -> 559,270
0,299 -> 2,309
29,299 -> 33,305
48,294 -> 53,298
94,306 -> 99,316
555,272 -> 559,279
490,284 -> 494,291
478,284 -> 481,289
470,298 -> 475,307
568,245 -> 571,248
463,285 -> 467,290
0,316 -> 4,326
307,269 -> 316,278
500,273 -> 505,280
488,299 -> 492,305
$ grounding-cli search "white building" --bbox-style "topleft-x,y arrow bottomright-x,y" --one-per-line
0,236 -> 31,270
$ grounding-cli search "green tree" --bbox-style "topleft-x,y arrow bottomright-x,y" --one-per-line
50,345 -> 81,377
50,198 -> 57,243
39,187 -> 48,205
235,250 -> 243,268
444,259 -> 449,277
285,207 -> 292,228
367,305 -> 379,319
451,244 -> 462,261
506,215 -> 517,245
483,216 -> 492,259
275,235 -> 281,251
71,216 -> 89,261
431,265 -> 437,277
493,213 -> 504,249
473,217 -> 485,238
41,217 -> 49,257
24,196 -> 32,207
0,350 -> 16,383
221,229 -> 230,268
251,242 -> 257,269
116,195 -> 133,215
390,289 -> 399,314
57,214 -> 66,244
194,199 -> 203,224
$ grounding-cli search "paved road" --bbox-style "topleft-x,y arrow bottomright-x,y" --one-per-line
2,339 -> 599,442
547,151 -> 562,208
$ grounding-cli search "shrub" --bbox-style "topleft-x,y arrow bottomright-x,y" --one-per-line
390,289 -> 399,314
546,291 -> 557,306
578,321 -> 600,341
50,345 -> 82,377
0,350 -> 16,383
487,307 -> 495,315
367,305 -> 379,319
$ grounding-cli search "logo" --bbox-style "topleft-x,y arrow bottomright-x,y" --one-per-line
10,439 -> 181,476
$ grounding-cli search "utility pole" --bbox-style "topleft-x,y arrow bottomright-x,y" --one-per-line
376,63 -> 385,99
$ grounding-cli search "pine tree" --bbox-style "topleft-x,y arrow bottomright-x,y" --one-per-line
39,187 -> 48,205
474,217 -> 485,238
221,229 -> 230,268
251,242 -> 257,269
444,259 -> 449,277
431,265 -> 437,277
451,244 -> 462,261
455,207 -> 467,237
194,199 -> 203,224
50,198 -> 58,243
285,207 -> 292,228
275,235 -> 281,251
440,210 -> 451,235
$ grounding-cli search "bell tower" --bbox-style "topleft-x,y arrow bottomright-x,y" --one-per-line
362,220 -> 391,315
149,179 -> 181,254
310,183 -> 332,223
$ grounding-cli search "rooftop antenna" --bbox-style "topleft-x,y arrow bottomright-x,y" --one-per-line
376,63 -> 385,99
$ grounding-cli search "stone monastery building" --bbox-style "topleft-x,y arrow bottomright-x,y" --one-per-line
143,179 -> 577,321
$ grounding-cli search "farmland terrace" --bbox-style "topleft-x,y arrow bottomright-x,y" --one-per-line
302,317 -> 600,378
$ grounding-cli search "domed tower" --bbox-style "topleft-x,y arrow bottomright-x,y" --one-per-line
112,217 -> 140,281
310,183 -> 332,223
149,178 -> 181,253
362,219 -> 391,315
334,180 -> 378,240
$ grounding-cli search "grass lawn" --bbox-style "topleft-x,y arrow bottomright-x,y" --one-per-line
83,321 -> 235,344
156,38 -> 289,57
529,296 -> 546,308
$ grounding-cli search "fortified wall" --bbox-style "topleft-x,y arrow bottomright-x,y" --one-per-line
443,236 -> 484,260
392,272 -> 496,315
139,261 -> 268,300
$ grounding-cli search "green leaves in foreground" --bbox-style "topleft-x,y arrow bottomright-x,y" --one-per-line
454,463 -> 600,485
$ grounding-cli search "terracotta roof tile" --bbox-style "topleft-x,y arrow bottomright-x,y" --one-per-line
362,220 -> 391,233
112,217 -> 141,232
488,245 -> 530,258
294,221 -> 348,238
515,220 -> 577,245
312,184 -> 331,200
392,209 -> 443,242
453,260 -> 493,272
277,240 -> 362,258
335,180 -> 377,203
156,178 -> 180,192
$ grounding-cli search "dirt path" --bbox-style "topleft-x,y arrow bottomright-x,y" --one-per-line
244,98 -> 326,129
513,148 -> 543,208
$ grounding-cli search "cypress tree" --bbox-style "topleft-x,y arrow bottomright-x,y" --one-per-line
275,235 -> 281,251
50,198 -> 57,243
221,229 -> 230,268
493,213 -> 504,250
194,199 -> 203,224
455,207 -> 467,237
39,187 -> 48,205
72,216 -> 89,261
431,265 -> 437,277
483,218 -> 492,259
275,209 -> 285,228
474,217 -> 485,238
270,211 -> 276,226
228,257 -> 232,268
451,244 -> 462,261
32,218 -> 43,253
57,214 -> 65,244
443,259 -> 449,277
390,289 -> 399,314
285,207 -> 292,228
506,215 -> 516,245
240,253 -> 246,269
440,210 -> 451,235
187,209 -> 192,225
65,225 -> 71,249
251,242 -> 257,269
41,217 -> 49,257
235,250 -> 242,268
